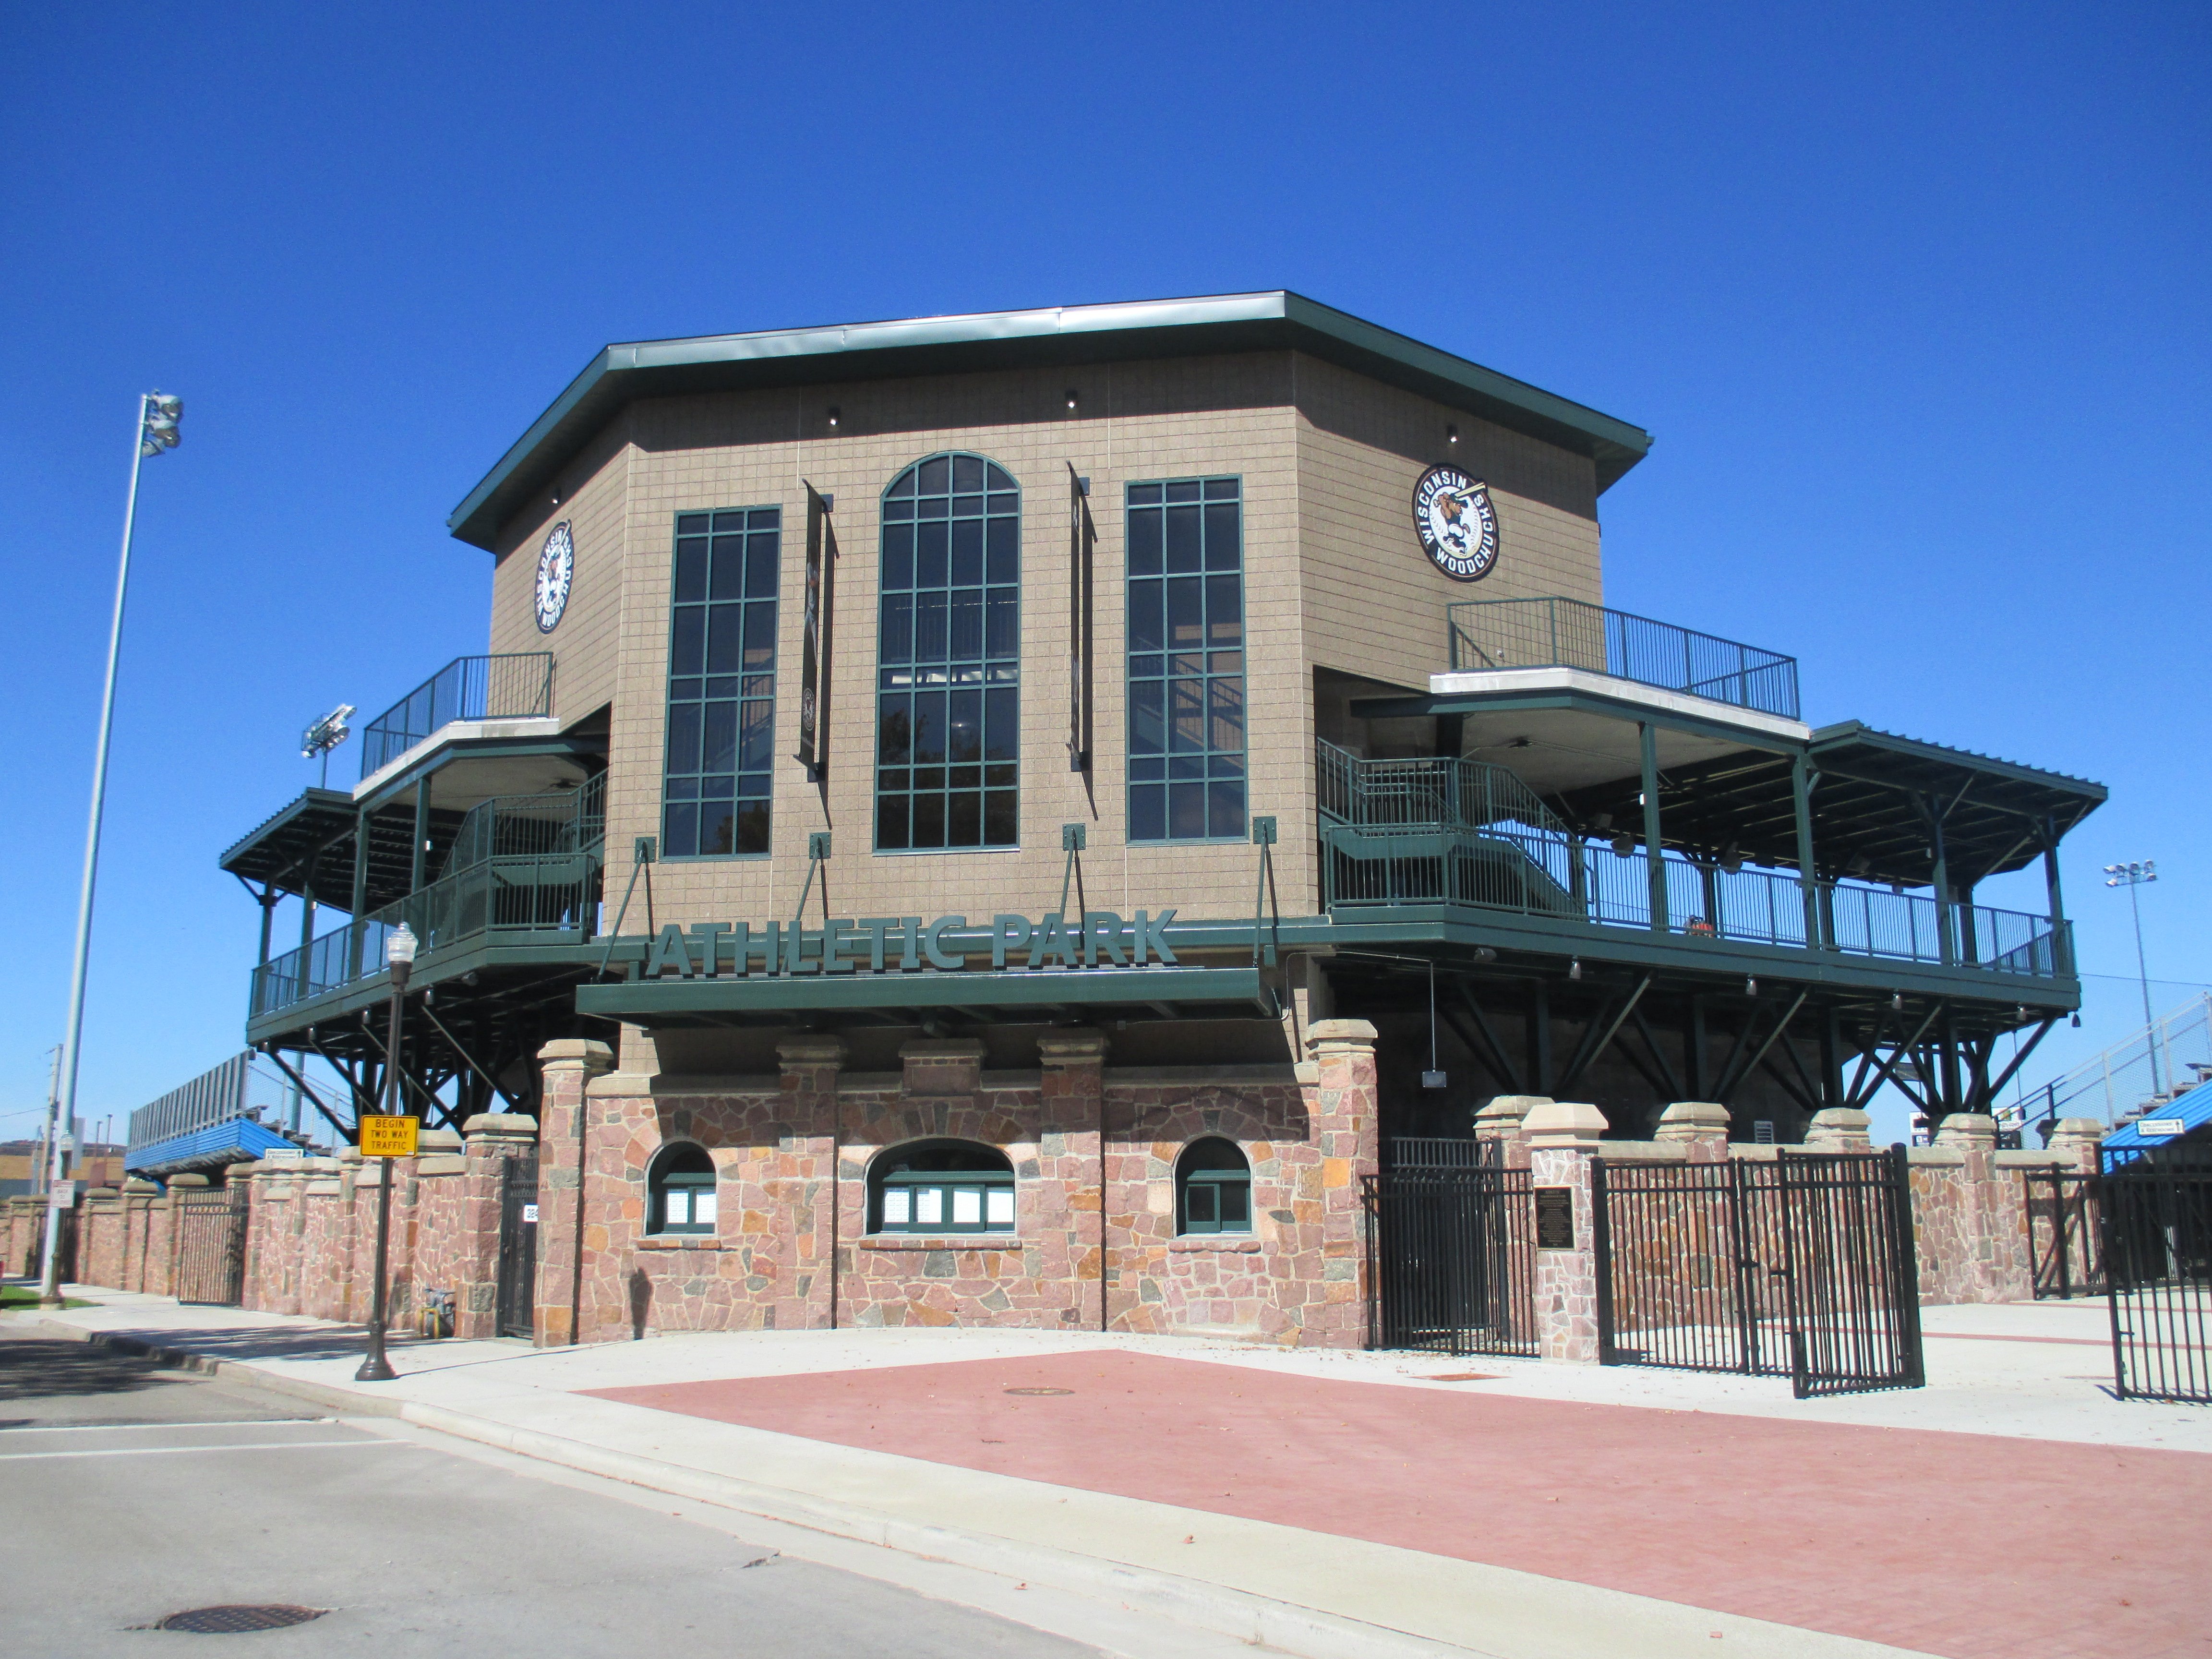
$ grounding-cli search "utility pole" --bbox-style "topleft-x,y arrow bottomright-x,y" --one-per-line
43,390 -> 180,1305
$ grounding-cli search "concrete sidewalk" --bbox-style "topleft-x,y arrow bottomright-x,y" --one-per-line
9,1289 -> 2206,1659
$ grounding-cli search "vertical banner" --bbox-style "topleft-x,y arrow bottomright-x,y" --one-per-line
796,483 -> 836,778
1067,464 -> 1093,772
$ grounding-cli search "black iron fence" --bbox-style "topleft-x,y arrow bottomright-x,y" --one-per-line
1364,1169 -> 1537,1358
1445,596 -> 1801,720
1386,1137 -> 1497,1172
2102,1166 -> 2212,1403
1593,1150 -> 1923,1398
173,1186 -> 251,1307
496,1156 -> 539,1339
2026,1169 -> 2106,1299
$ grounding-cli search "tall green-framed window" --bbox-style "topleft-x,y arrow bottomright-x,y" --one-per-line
876,453 -> 1020,851
1176,1138 -> 1251,1235
664,506 -> 779,857
1127,477 -> 1245,842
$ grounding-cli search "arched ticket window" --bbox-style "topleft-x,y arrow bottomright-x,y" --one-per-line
876,454 -> 1020,851
648,1142 -> 717,1236
870,1140 -> 1015,1235
1176,1138 -> 1251,1235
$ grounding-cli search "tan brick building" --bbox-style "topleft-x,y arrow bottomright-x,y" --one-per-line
217,294 -> 2103,1348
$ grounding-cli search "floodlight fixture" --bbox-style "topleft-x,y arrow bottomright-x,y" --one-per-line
2103,859 -> 2164,1093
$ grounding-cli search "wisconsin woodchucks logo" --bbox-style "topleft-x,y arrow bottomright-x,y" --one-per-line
1412,465 -> 1500,581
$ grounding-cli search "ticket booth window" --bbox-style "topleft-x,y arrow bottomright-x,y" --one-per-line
871,1140 -> 1016,1234
664,506 -> 781,857
1177,1138 -> 1252,1235
648,1142 -> 718,1236
1127,477 -> 1245,842
876,454 -> 1022,851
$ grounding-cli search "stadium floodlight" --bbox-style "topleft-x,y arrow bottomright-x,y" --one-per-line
302,703 -> 356,785
2103,861 -> 2163,1095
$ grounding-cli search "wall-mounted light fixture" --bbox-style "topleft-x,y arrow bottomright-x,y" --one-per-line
1446,423 -> 1459,445
1065,389 -> 1079,411
827,406 -> 841,428
1569,958 -> 1582,982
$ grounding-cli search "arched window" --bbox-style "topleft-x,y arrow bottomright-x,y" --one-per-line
648,1142 -> 717,1235
1177,1138 -> 1251,1235
870,1139 -> 1015,1235
876,453 -> 1021,851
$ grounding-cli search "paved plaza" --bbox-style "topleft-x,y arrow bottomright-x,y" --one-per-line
8,1288 -> 2207,1659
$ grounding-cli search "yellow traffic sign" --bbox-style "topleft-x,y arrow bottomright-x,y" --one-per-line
359,1116 -> 420,1158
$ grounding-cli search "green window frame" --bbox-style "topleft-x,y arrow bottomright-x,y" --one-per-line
876,453 -> 1021,851
648,1142 -> 717,1236
663,506 -> 780,858
1176,1137 -> 1252,1235
870,1139 -> 1016,1235
1127,477 -> 1245,842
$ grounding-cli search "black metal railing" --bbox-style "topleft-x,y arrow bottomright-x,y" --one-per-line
2103,1166 -> 2212,1402
1593,1149 -> 1923,1397
1317,741 -> 2069,978
1364,1168 -> 1537,1357
1388,1138 -> 1499,1172
127,1052 -> 253,1154
1446,596 -> 1801,720
2027,1169 -> 2106,1298
359,652 -> 555,778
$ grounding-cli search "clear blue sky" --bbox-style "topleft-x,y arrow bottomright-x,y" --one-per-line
2,2 -> 2204,1145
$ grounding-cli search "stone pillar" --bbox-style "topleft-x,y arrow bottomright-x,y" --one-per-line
1655,1100 -> 1731,1163
1306,1019 -> 1380,1349
1039,1028 -> 1110,1331
1474,1095 -> 1549,1169
779,1035 -> 847,1331
2050,1118 -> 2104,1173
535,1038 -> 614,1347
450,1113 -> 536,1339
1933,1111 -> 2023,1302
1803,1107 -> 1874,1150
1526,1100 -> 1607,1363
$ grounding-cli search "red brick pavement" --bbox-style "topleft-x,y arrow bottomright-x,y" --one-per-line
590,1351 -> 2211,1659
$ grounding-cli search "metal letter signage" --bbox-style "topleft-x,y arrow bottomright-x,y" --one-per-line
534,521 -> 574,632
1412,465 -> 1499,582
359,1116 -> 421,1158
641,909 -> 1180,979
1534,1185 -> 1575,1250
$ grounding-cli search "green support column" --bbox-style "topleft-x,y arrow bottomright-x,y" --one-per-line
410,779 -> 430,894
349,806 -> 370,979
2043,827 -> 2073,976
1639,722 -> 1667,933
1929,810 -> 1955,966
1791,755 -> 1822,948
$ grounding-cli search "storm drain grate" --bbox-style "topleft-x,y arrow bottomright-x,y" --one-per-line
153,1605 -> 328,1634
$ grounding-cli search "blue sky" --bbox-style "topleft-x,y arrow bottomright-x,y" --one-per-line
1,2 -> 2204,1145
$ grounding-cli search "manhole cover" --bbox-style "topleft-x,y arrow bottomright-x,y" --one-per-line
1003,1386 -> 1074,1396
154,1605 -> 328,1634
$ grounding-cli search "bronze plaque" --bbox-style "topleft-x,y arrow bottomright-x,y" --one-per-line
1535,1186 -> 1576,1250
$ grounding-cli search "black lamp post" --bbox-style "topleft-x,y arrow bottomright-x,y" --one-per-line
357,922 -> 418,1382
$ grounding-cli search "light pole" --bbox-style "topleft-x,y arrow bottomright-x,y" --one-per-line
357,922 -> 418,1382
2104,860 -> 2162,1098
42,392 -> 181,1305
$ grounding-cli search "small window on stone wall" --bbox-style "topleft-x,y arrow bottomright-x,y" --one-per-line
1177,1138 -> 1251,1235
870,1140 -> 1014,1234
648,1142 -> 717,1236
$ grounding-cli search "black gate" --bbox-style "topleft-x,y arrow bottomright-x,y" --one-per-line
1364,1169 -> 1536,1357
1593,1149 -> 1923,1398
2102,1166 -> 2212,1403
2026,1169 -> 2106,1298
174,1186 -> 251,1307
495,1156 -> 539,1340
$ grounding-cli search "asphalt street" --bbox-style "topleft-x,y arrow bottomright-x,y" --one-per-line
0,1325 -> 1103,1658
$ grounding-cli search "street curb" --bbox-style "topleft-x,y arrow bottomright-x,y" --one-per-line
5,1313 -> 405,1419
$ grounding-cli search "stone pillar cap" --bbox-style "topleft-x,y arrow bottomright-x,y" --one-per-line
777,1034 -> 851,1067
1037,1028 -> 1109,1063
122,1177 -> 163,1194
895,1037 -> 984,1062
539,1037 -> 615,1068
84,1185 -> 120,1199
416,1128 -> 464,1152
1474,1094 -> 1549,1129
462,1113 -> 538,1139
1524,1100 -> 1608,1150
1934,1112 -> 1998,1148
167,1172 -> 212,1189
2048,1117 -> 2105,1148
1804,1107 -> 1874,1147
1306,1018 -> 1379,1050
1655,1100 -> 1731,1141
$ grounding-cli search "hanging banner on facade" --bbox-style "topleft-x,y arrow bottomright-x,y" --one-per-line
1068,464 -> 1093,772
795,483 -> 836,777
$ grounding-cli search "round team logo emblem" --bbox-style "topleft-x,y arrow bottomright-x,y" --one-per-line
534,521 -> 574,633
1412,466 -> 1500,581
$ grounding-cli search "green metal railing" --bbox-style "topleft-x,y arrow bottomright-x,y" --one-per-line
252,775 -> 604,1018
360,652 -> 555,778
1317,741 -> 2066,977
1446,597 -> 1801,720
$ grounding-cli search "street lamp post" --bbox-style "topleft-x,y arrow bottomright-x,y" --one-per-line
41,392 -> 181,1306
2103,860 -> 2162,1099
357,923 -> 419,1383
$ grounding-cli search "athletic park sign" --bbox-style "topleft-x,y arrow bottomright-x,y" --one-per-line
641,910 -> 1182,979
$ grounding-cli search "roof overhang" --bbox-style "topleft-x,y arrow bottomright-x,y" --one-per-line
448,291 -> 1653,549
